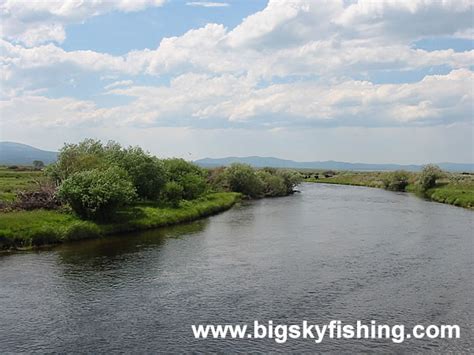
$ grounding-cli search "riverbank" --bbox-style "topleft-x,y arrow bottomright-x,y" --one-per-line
306,172 -> 474,209
0,192 -> 241,250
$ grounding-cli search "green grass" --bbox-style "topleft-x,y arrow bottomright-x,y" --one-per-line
0,192 -> 241,249
0,167 -> 45,202
306,171 -> 474,209
424,183 -> 474,208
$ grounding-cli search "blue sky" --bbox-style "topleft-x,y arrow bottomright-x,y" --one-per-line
0,0 -> 473,163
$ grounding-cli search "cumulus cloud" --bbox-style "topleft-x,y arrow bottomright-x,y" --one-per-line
1,0 -> 473,131
0,0 -> 166,46
3,69 -> 471,130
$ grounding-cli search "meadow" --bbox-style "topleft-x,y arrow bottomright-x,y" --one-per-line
0,167 -> 45,201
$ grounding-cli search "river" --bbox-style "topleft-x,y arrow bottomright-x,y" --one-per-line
1,183 -> 472,353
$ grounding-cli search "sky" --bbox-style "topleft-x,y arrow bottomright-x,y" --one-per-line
0,0 -> 473,164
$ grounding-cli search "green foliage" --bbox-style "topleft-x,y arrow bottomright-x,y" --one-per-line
48,139 -> 107,183
49,140 -> 167,200
0,167 -> 45,202
383,170 -> 410,191
418,164 -> 444,191
179,173 -> 207,199
276,170 -> 303,194
162,181 -> 184,207
163,158 -> 207,200
58,166 -> 136,221
108,146 -> 166,200
224,163 -> 264,198
257,171 -> 287,197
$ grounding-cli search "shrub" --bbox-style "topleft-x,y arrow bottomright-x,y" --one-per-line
207,167 -> 228,191
383,170 -> 409,191
162,181 -> 184,207
418,164 -> 444,191
224,163 -> 264,198
108,146 -> 167,200
163,159 -> 207,200
48,139 -> 108,183
276,170 -> 302,194
58,166 -> 136,221
180,173 -> 207,200
257,171 -> 287,197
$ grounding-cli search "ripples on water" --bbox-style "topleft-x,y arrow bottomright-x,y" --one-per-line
0,183 -> 472,353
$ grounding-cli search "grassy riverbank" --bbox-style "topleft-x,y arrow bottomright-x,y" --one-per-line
307,172 -> 474,209
0,192 -> 240,249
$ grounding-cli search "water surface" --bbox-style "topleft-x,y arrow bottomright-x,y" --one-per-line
1,183 -> 472,352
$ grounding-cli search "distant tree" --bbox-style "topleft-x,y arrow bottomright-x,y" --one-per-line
418,164 -> 444,191
33,160 -> 45,169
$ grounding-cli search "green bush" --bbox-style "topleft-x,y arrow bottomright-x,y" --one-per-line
224,163 -> 264,198
276,170 -> 302,194
108,146 -> 167,200
47,139 -> 108,183
163,159 -> 207,200
180,173 -> 207,199
162,181 -> 184,207
383,170 -> 409,191
418,164 -> 444,191
257,171 -> 287,197
58,166 -> 137,221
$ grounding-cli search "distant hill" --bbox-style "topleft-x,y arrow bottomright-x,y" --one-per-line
0,142 -> 58,165
194,156 -> 474,172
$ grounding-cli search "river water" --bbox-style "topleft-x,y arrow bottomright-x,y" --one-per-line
1,183 -> 472,353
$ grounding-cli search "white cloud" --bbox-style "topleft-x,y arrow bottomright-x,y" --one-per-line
0,0 -> 166,46
336,0 -> 473,41
104,80 -> 134,90
186,2 -> 230,7
1,0 -> 472,133
3,69 -> 471,130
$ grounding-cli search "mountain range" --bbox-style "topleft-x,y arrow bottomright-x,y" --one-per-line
0,142 -> 58,165
194,156 -> 473,172
0,142 -> 472,172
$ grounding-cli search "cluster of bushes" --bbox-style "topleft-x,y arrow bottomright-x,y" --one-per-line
46,139 -> 208,220
381,164 -> 445,192
382,170 -> 410,191
211,164 -> 302,198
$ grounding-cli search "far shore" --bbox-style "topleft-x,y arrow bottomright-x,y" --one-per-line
306,173 -> 473,210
